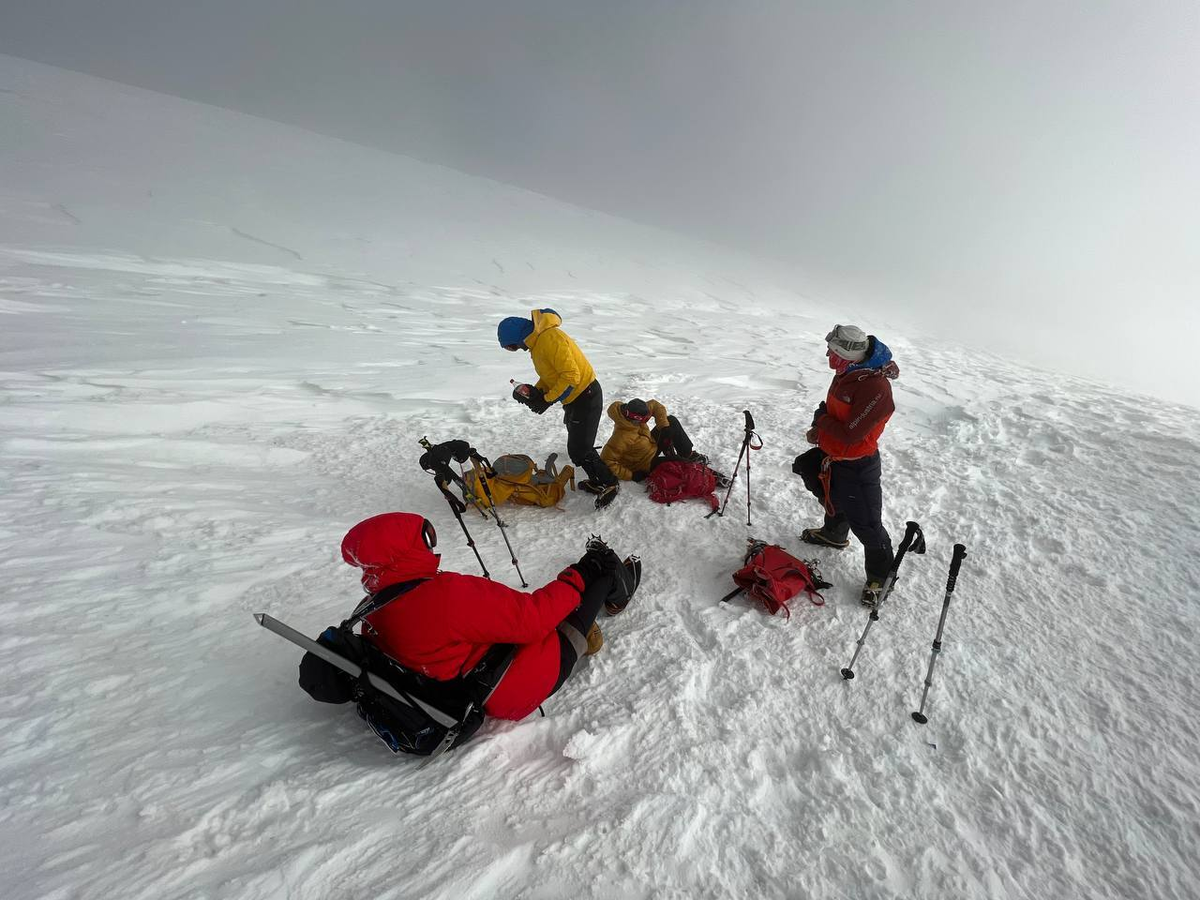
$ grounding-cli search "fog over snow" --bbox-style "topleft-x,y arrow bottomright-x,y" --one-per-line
2,53 -> 1199,900
2,1 -> 1198,407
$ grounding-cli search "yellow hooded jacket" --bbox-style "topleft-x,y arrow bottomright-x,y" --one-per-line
525,309 -> 595,405
600,399 -> 670,480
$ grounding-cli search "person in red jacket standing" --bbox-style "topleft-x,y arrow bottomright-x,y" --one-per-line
793,324 -> 900,606
340,512 -> 637,721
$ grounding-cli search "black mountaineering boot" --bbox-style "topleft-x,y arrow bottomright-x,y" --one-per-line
800,527 -> 850,549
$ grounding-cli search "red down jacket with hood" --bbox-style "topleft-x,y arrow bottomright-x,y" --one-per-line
816,337 -> 900,459
341,513 -> 585,721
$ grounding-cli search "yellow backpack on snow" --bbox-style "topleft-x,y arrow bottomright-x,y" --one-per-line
463,453 -> 576,509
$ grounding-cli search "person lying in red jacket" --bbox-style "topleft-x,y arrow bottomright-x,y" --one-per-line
340,511 -> 639,721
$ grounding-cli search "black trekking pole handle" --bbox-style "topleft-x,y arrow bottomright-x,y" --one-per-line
893,520 -> 927,572
420,437 -> 494,519
945,543 -> 967,593
912,543 -> 968,724
743,410 -> 755,433
418,436 -> 472,470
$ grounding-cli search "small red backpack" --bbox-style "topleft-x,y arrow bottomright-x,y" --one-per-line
646,461 -> 718,510
728,541 -> 830,618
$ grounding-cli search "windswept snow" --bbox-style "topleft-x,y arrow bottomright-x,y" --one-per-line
2,54 -> 1199,900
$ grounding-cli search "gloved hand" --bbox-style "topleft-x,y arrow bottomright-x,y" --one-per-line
572,542 -> 618,590
513,384 -> 550,414
631,470 -> 648,483
805,426 -> 819,445
810,402 -> 827,428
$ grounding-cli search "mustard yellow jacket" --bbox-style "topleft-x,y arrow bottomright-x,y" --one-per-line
600,400 -> 670,480
525,309 -> 595,405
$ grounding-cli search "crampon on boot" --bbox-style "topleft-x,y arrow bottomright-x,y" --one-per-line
593,482 -> 619,510
860,578 -> 884,608
583,535 -> 643,615
800,527 -> 850,549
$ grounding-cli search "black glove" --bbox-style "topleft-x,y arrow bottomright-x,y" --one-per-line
513,384 -> 550,414
572,543 -> 618,590
631,470 -> 648,483
810,401 -> 827,428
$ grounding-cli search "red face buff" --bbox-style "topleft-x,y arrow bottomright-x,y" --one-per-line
827,349 -> 853,372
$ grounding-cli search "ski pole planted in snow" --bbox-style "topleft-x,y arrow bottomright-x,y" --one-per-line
840,520 -> 926,681
419,437 -> 494,580
468,449 -> 528,587
911,543 -> 968,724
707,409 -> 762,525
418,437 -> 529,587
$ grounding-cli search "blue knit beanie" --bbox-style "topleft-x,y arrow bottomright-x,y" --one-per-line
497,316 -> 535,348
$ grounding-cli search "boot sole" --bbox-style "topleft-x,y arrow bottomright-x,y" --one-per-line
800,533 -> 850,549
604,557 -> 642,615
594,489 -> 619,510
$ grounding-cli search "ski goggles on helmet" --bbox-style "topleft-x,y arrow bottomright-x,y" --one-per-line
825,324 -> 869,357
623,408 -> 651,423
421,518 -> 437,550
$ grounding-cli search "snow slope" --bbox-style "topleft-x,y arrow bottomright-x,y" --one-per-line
2,54 -> 1199,900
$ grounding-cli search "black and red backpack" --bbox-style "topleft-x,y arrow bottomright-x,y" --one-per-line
724,540 -> 832,618
645,461 -> 719,511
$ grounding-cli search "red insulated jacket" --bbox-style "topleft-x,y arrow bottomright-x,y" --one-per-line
817,358 -> 900,459
341,512 -> 584,721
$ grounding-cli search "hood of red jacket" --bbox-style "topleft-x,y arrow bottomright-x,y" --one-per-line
341,512 -> 440,593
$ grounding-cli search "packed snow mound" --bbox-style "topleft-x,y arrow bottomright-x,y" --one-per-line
2,53 -> 1199,900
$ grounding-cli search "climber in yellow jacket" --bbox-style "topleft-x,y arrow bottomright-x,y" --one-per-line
498,309 -> 619,509
601,398 -> 711,483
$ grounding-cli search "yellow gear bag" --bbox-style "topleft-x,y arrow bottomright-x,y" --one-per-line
463,453 -> 575,509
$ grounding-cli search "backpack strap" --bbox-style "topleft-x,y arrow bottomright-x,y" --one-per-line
343,579 -> 429,634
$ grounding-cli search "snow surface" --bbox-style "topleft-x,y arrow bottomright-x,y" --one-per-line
2,54 -> 1199,900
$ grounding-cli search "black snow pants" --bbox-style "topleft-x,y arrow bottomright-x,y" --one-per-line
649,415 -> 696,465
549,574 -> 613,694
794,447 -> 894,580
563,381 -> 617,486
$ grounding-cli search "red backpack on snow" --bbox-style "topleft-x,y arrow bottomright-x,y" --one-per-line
645,461 -> 719,510
726,541 -> 831,618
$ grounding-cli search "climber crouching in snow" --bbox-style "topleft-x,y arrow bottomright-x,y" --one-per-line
793,325 -> 899,607
300,512 -> 641,756
499,309 -> 620,509
601,398 -> 724,485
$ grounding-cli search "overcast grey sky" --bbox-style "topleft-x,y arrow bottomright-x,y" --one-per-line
3,1 -> 1197,402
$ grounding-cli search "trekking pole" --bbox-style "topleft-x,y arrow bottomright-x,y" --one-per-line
419,438 -> 492,579
840,520 -> 926,680
911,544 -> 968,724
707,410 -> 761,523
744,411 -> 753,527
468,450 -> 529,587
